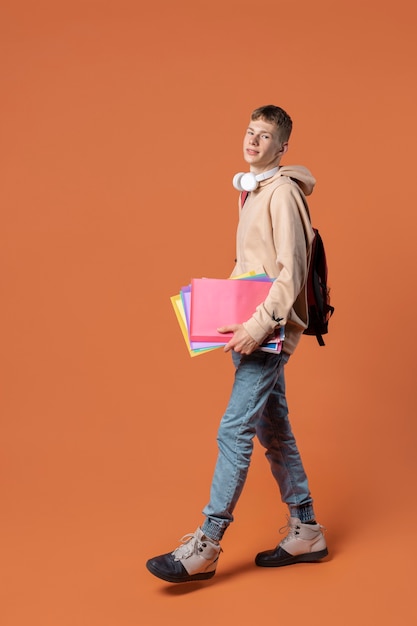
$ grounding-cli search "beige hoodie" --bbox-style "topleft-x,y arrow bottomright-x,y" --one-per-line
231,165 -> 316,355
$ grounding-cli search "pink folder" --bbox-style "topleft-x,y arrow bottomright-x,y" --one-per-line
181,285 -> 225,350
189,278 -> 273,342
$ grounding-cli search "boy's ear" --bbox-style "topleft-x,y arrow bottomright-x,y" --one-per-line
280,142 -> 289,155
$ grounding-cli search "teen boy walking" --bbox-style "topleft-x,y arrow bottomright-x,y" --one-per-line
146,105 -> 328,583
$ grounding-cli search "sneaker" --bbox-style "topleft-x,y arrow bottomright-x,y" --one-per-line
146,527 -> 222,583
255,517 -> 328,567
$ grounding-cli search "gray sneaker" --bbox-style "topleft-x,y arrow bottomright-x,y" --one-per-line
255,517 -> 328,567
146,527 -> 222,583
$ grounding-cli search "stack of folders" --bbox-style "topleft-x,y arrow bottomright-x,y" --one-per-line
170,272 -> 285,357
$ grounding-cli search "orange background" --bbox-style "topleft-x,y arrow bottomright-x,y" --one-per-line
1,1 -> 416,624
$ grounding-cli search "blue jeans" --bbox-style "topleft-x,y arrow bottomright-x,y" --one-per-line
202,349 -> 315,541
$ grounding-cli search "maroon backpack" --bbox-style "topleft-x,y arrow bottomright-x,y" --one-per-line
303,228 -> 334,345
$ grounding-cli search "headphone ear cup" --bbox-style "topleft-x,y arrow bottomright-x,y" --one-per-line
233,172 -> 245,191
240,172 -> 258,192
233,166 -> 278,193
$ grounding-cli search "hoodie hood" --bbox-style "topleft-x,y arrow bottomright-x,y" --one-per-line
275,165 -> 316,196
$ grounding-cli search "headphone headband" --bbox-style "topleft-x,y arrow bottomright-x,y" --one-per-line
232,167 -> 279,192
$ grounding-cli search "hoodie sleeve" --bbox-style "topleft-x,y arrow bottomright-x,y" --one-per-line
242,183 -> 314,344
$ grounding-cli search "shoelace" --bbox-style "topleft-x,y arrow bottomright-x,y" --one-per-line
172,531 -> 222,561
279,518 -> 300,546
278,516 -> 326,546
172,533 -> 207,561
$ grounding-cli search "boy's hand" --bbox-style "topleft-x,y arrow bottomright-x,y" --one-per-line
217,324 -> 259,355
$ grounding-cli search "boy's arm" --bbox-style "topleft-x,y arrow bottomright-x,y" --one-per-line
242,185 -> 311,345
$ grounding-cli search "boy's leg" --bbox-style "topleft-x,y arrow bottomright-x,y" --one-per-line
255,364 -> 315,522
201,350 -> 287,540
254,366 -> 328,566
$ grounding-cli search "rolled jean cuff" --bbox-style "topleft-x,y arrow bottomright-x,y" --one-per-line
201,518 -> 227,542
289,503 -> 315,523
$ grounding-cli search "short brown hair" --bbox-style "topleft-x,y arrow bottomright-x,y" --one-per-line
251,105 -> 293,143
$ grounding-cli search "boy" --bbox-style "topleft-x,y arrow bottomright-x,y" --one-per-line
146,105 -> 328,583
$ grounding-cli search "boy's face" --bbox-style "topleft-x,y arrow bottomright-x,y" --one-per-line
243,117 -> 287,173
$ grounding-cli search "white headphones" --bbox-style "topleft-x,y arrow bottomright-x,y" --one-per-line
232,167 -> 279,192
